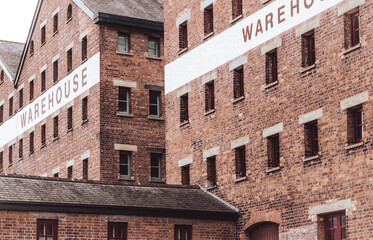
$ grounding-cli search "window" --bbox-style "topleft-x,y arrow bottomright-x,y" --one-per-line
179,22 -> 188,50
233,67 -> 244,99
82,96 -> 88,121
53,173 -> 59,178
180,94 -> 189,123
37,219 -> 58,240
67,107 -> 73,130
82,36 -> 88,61
30,80 -> 34,101
41,70 -> 46,92
325,212 -> 347,240
19,89 -> 23,109
119,151 -> 131,178
118,87 -> 130,114
304,121 -> 319,157
181,165 -> 190,185
148,38 -> 159,57
205,81 -> 215,112
108,222 -> 127,240
0,70 -> 3,84
8,145 -> 12,165
30,131 -> 34,153
351,11 -> 360,47
150,153 -> 161,180
232,0 -> 243,18
235,146 -> 246,178
268,134 -> 280,168
53,60 -> 58,82
302,31 -> 315,67
41,26 -> 46,45
41,124 -> 46,146
0,151 -> 3,171
0,105 -> 3,123
19,139 -> 23,159
206,156 -> 217,187
53,116 -> 59,139
67,166 -> 73,179
67,4 -> 72,20
149,91 -> 161,117
174,225 -> 192,240
67,48 -> 72,73
30,41 -> 34,56
118,33 -> 129,53
82,159 -> 88,180
53,13 -> 58,33
204,5 -> 214,35
9,96 -> 13,117
347,106 -> 363,144
266,50 -> 278,84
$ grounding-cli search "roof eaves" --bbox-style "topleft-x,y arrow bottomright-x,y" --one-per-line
0,59 -> 14,82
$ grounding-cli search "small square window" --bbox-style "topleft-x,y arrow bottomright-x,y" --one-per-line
174,225 -> 192,240
206,156 -> 217,187
149,91 -> 161,117
119,151 -> 131,178
235,146 -> 246,178
233,67 -> 244,99
148,38 -> 159,57
347,106 -> 363,144
181,165 -> 190,185
204,5 -> 214,35
118,87 -> 130,114
108,222 -> 127,240
205,81 -> 215,112
180,94 -> 189,123
302,31 -> 315,67
151,153 -> 162,180
266,50 -> 278,84
304,121 -> 319,157
37,219 -> 58,240
118,33 -> 129,53
267,134 -> 280,169
179,23 -> 188,50
324,212 -> 347,240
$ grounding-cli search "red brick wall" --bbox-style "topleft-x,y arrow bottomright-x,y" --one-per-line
164,0 -> 373,239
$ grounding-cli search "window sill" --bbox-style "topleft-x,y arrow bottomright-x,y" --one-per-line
204,109 -> 215,116
206,185 -> 218,190
29,53 -> 34,58
118,176 -> 135,181
150,179 -> 166,184
345,141 -> 364,150
231,15 -> 243,24
82,58 -> 88,64
300,64 -> 316,74
53,137 -> 59,142
52,30 -> 59,37
82,119 -> 89,125
67,128 -> 73,133
148,116 -> 164,121
41,42 -> 46,48
29,151 -> 34,156
8,164 -> 13,168
264,80 -> 279,89
66,17 -> 73,24
18,157 -> 23,162
179,120 -> 190,127
116,51 -> 134,56
266,166 -> 281,173
178,47 -> 188,55
232,96 -> 245,104
40,144 -> 46,149
117,112 -> 134,118
303,155 -> 320,162
147,56 -> 162,61
343,43 -> 361,55
203,32 -> 214,40
234,176 -> 247,183
66,69 -> 74,76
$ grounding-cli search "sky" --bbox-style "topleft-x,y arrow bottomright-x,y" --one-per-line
0,0 -> 39,43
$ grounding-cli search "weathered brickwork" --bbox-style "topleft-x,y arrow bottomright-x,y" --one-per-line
165,0 -> 373,239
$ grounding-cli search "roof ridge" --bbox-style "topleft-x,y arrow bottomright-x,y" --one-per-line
0,39 -> 25,45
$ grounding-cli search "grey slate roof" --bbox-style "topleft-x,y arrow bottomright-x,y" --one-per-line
0,40 -> 24,79
0,176 -> 238,219
80,0 -> 164,23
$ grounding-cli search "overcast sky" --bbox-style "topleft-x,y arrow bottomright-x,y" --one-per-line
0,0 -> 38,43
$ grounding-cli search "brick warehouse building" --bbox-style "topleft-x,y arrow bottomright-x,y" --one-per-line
0,0 -> 166,183
164,0 -> 373,239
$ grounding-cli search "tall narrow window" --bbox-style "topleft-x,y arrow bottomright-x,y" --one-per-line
19,139 -> 23,159
268,134 -> 280,168
82,36 -> 88,61
148,38 -> 159,57
119,151 -> 131,178
118,33 -> 129,53
30,41 -> 34,56
325,212 -> 347,240
232,0 -> 243,19
347,106 -> 363,144
351,11 -> 360,47
53,116 -> 59,139
205,81 -> 215,112
233,67 -> 244,99
149,91 -> 161,117
53,60 -> 58,82
108,222 -> 127,240
204,5 -> 214,35
181,165 -> 190,185
82,159 -> 88,180
67,4 -> 72,20
30,80 -> 34,101
53,13 -> 58,33
8,145 -> 12,165
67,166 -> 73,179
206,156 -> 217,187
41,26 -> 46,45
67,107 -> 73,130
30,131 -> 34,153
0,151 -> 3,171
37,220 -> 58,240
302,31 -> 315,67
41,70 -> 46,92
0,105 -> 3,123
82,97 -> 88,121
9,97 -> 13,117
266,50 -> 278,84
67,48 -> 72,73
41,124 -> 46,146
235,146 -> 246,178
305,121 -> 319,158
0,70 -> 3,84
150,153 -> 161,180
179,22 -> 188,50
19,89 -> 23,109
174,225 -> 192,240
118,87 -> 130,114
180,94 -> 189,123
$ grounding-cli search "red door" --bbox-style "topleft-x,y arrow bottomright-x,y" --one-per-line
249,222 -> 279,240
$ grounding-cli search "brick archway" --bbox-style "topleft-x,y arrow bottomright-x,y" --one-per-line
240,211 -> 281,239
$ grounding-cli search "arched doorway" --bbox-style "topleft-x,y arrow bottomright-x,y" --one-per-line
247,222 -> 279,240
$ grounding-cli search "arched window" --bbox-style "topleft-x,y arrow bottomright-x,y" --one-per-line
247,222 -> 279,240
30,40 -> 34,56
67,4 -> 72,21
